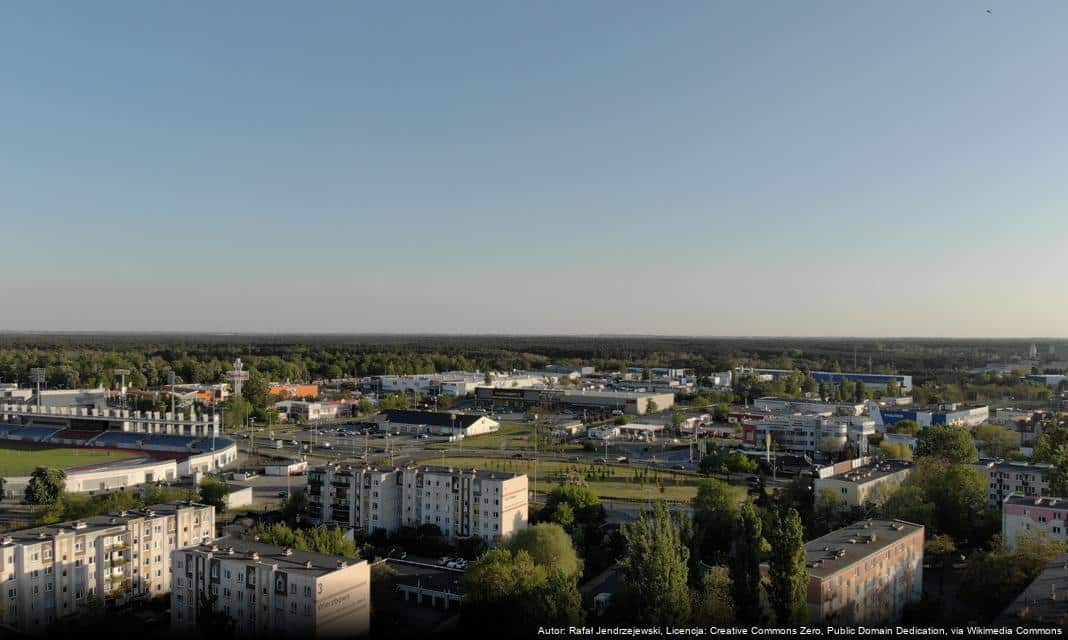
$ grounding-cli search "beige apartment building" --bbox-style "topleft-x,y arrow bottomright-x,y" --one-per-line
814,457 -> 913,508
171,540 -> 370,638
973,460 -> 1053,506
0,502 -> 214,635
805,519 -> 924,624
308,463 -> 528,543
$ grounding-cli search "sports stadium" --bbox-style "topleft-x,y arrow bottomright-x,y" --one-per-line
0,403 -> 237,498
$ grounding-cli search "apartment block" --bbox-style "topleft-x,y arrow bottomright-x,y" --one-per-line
307,463 -> 528,543
804,519 -> 924,624
171,540 -> 369,638
973,460 -> 1053,506
814,457 -> 913,508
1002,494 -> 1068,550
0,502 -> 214,635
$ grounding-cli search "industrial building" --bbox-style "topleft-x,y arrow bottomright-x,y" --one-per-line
307,463 -> 528,543
474,386 -> 674,415
753,397 -> 866,417
973,460 -> 1054,506
814,457 -> 913,508
870,402 -> 989,429
802,519 -> 924,624
375,410 -> 500,436
0,502 -> 215,636
171,540 -> 370,638
1001,494 -> 1068,550
737,368 -> 913,392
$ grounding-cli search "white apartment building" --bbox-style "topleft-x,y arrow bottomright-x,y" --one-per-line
0,502 -> 214,635
171,540 -> 370,638
307,464 -> 528,543
973,460 -> 1053,507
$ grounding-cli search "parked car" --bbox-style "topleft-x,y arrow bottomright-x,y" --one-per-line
438,557 -> 452,566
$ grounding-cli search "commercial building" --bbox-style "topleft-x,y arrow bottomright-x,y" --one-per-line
1025,374 -> 1068,387
1002,495 -> 1068,550
870,402 -> 989,429
368,372 -> 547,398
803,519 -> 924,624
814,458 -> 913,508
375,410 -> 499,437
474,387 -> 674,415
973,460 -> 1053,506
753,397 -> 866,417
737,369 -> 912,392
993,554 -> 1068,627
268,383 -> 320,400
307,463 -> 528,543
161,383 -> 229,404
171,540 -> 370,638
0,502 -> 215,635
742,414 -> 875,459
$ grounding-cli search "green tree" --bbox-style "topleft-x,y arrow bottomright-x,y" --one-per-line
879,441 -> 913,461
646,399 -> 659,414
890,420 -> 921,436
729,502 -> 764,624
692,478 -> 742,562
693,567 -> 735,626
618,503 -> 692,626
280,491 -> 308,521
549,502 -> 576,530
973,424 -> 1020,459
924,534 -> 957,595
242,368 -> 271,413
462,547 -> 584,630
24,468 -> 66,505
199,477 -> 229,514
508,523 -> 582,578
766,508 -> 808,625
916,425 -> 979,464
813,489 -> 847,536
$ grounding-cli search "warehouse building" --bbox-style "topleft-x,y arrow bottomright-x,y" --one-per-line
870,402 -> 989,429
375,410 -> 499,436
737,368 -> 913,392
171,540 -> 370,638
474,387 -> 674,415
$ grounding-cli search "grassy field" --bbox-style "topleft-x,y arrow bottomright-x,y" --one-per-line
418,455 -> 707,503
0,443 -> 140,476
427,422 -> 582,453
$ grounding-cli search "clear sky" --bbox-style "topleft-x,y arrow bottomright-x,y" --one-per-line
2,2 -> 1066,336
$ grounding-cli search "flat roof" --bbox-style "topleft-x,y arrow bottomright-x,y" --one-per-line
821,460 -> 913,484
804,519 -> 923,580
994,554 -> 1068,626
315,462 -> 524,481
192,538 -> 366,576
1,502 -> 210,545
1004,495 -> 1067,509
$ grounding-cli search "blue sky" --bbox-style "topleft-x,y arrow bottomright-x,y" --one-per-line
2,2 -> 1066,335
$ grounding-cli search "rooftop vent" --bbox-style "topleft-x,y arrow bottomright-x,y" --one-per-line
211,544 -> 219,552
227,547 -> 235,555
305,560 -> 313,569
251,552 -> 260,560
336,560 -> 346,569
72,521 -> 87,530
284,548 -> 293,556
0,536 -> 12,545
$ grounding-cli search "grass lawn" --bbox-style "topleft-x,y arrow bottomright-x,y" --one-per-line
0,442 -> 140,476
427,422 -> 582,453
417,455 -> 705,503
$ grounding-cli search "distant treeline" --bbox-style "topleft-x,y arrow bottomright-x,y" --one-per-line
0,333 -> 1062,391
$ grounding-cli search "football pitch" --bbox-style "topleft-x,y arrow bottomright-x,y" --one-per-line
0,442 -> 140,476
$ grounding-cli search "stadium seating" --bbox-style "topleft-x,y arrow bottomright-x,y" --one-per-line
91,431 -> 148,448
